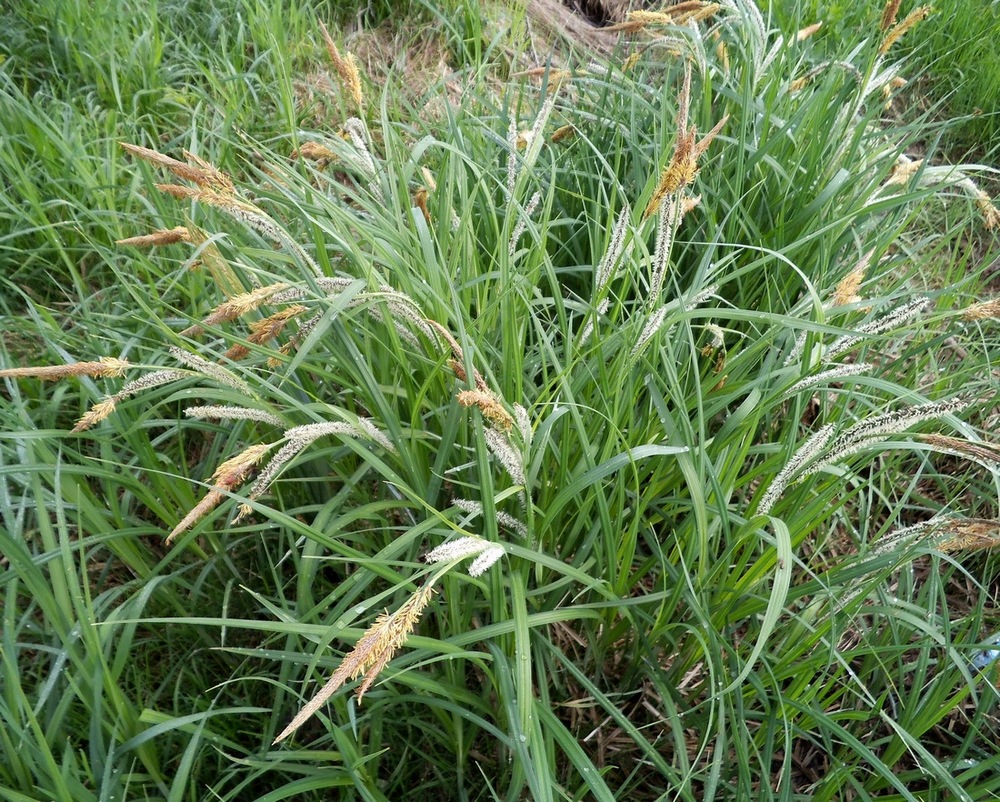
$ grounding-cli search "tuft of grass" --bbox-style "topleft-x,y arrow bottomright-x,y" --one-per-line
2,0 -> 1000,799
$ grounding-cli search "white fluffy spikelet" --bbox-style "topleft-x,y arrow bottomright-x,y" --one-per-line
184,405 -> 284,426
509,191 -> 542,257
783,363 -> 873,399
468,546 -> 505,577
758,424 -> 836,516
483,427 -> 526,487
168,346 -> 252,394
595,205 -> 631,293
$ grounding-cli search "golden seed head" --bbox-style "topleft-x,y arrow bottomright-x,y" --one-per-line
318,21 -> 364,107
796,22 -> 822,41
880,0 -> 903,31
414,187 -> 431,224
211,443 -> 273,487
293,142 -> 337,164
936,519 -> 1000,553
879,6 -> 931,55
120,142 -> 232,192
457,389 -> 515,431
116,227 -> 191,247
550,124 -> 577,144
72,398 -> 117,432
962,299 -> 1000,320
273,582 -> 437,744
885,157 -> 922,186
975,190 -> 1000,230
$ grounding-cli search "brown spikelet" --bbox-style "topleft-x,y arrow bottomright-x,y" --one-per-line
414,187 -> 431,224
974,190 -> 1000,230
936,519 -> 1000,553
880,0 -> 903,31
155,183 -> 198,200
962,299 -> 1000,320
550,124 -> 576,144
116,227 -> 191,248
796,22 -> 822,41
879,6 -> 931,55
120,142 -> 233,192
273,582 -> 436,744
0,357 -> 130,381
223,307 -> 305,361
677,3 -> 720,24
293,142 -> 337,165
318,21 -> 363,107
166,443 -> 272,544
250,305 -> 307,339
72,398 -> 118,433
426,319 -> 488,390
643,68 -> 726,220
181,283 -> 291,337
885,157 -> 922,186
919,433 -> 1000,465
457,389 -> 515,431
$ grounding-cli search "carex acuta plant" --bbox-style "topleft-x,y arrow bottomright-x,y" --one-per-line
3,1 -> 1000,798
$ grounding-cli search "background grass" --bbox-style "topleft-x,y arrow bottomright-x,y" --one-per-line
2,1 -> 1000,800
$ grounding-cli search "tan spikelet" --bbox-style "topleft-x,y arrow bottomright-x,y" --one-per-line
643,67 -> 727,220
120,142 -> 233,192
426,319 -> 488,390
414,187 -> 431,224
223,306 -> 305,361
166,443 -> 272,544
318,21 -> 364,107
550,124 -> 577,144
796,22 -> 822,41
880,0 -> 902,31
879,6 -> 931,54
513,67 -> 573,85
116,227 -> 191,247
681,195 -> 702,216
963,299 -> 1000,320
72,399 -> 118,433
0,357 -> 130,381
936,519 -> 1000,553
181,283 -> 290,337
677,3 -> 720,24
273,582 -> 436,744
975,190 -> 1000,230
885,156 -> 922,186
457,389 -> 515,431
293,142 -> 338,165
918,433 -> 1000,465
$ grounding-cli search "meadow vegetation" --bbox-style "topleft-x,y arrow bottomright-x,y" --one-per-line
2,1 -> 1000,800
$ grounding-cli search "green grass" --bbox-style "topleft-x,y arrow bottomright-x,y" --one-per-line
764,0 -> 1000,157
2,0 -> 1000,800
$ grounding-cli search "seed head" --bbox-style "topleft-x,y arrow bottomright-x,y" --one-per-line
273,582 -> 436,744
